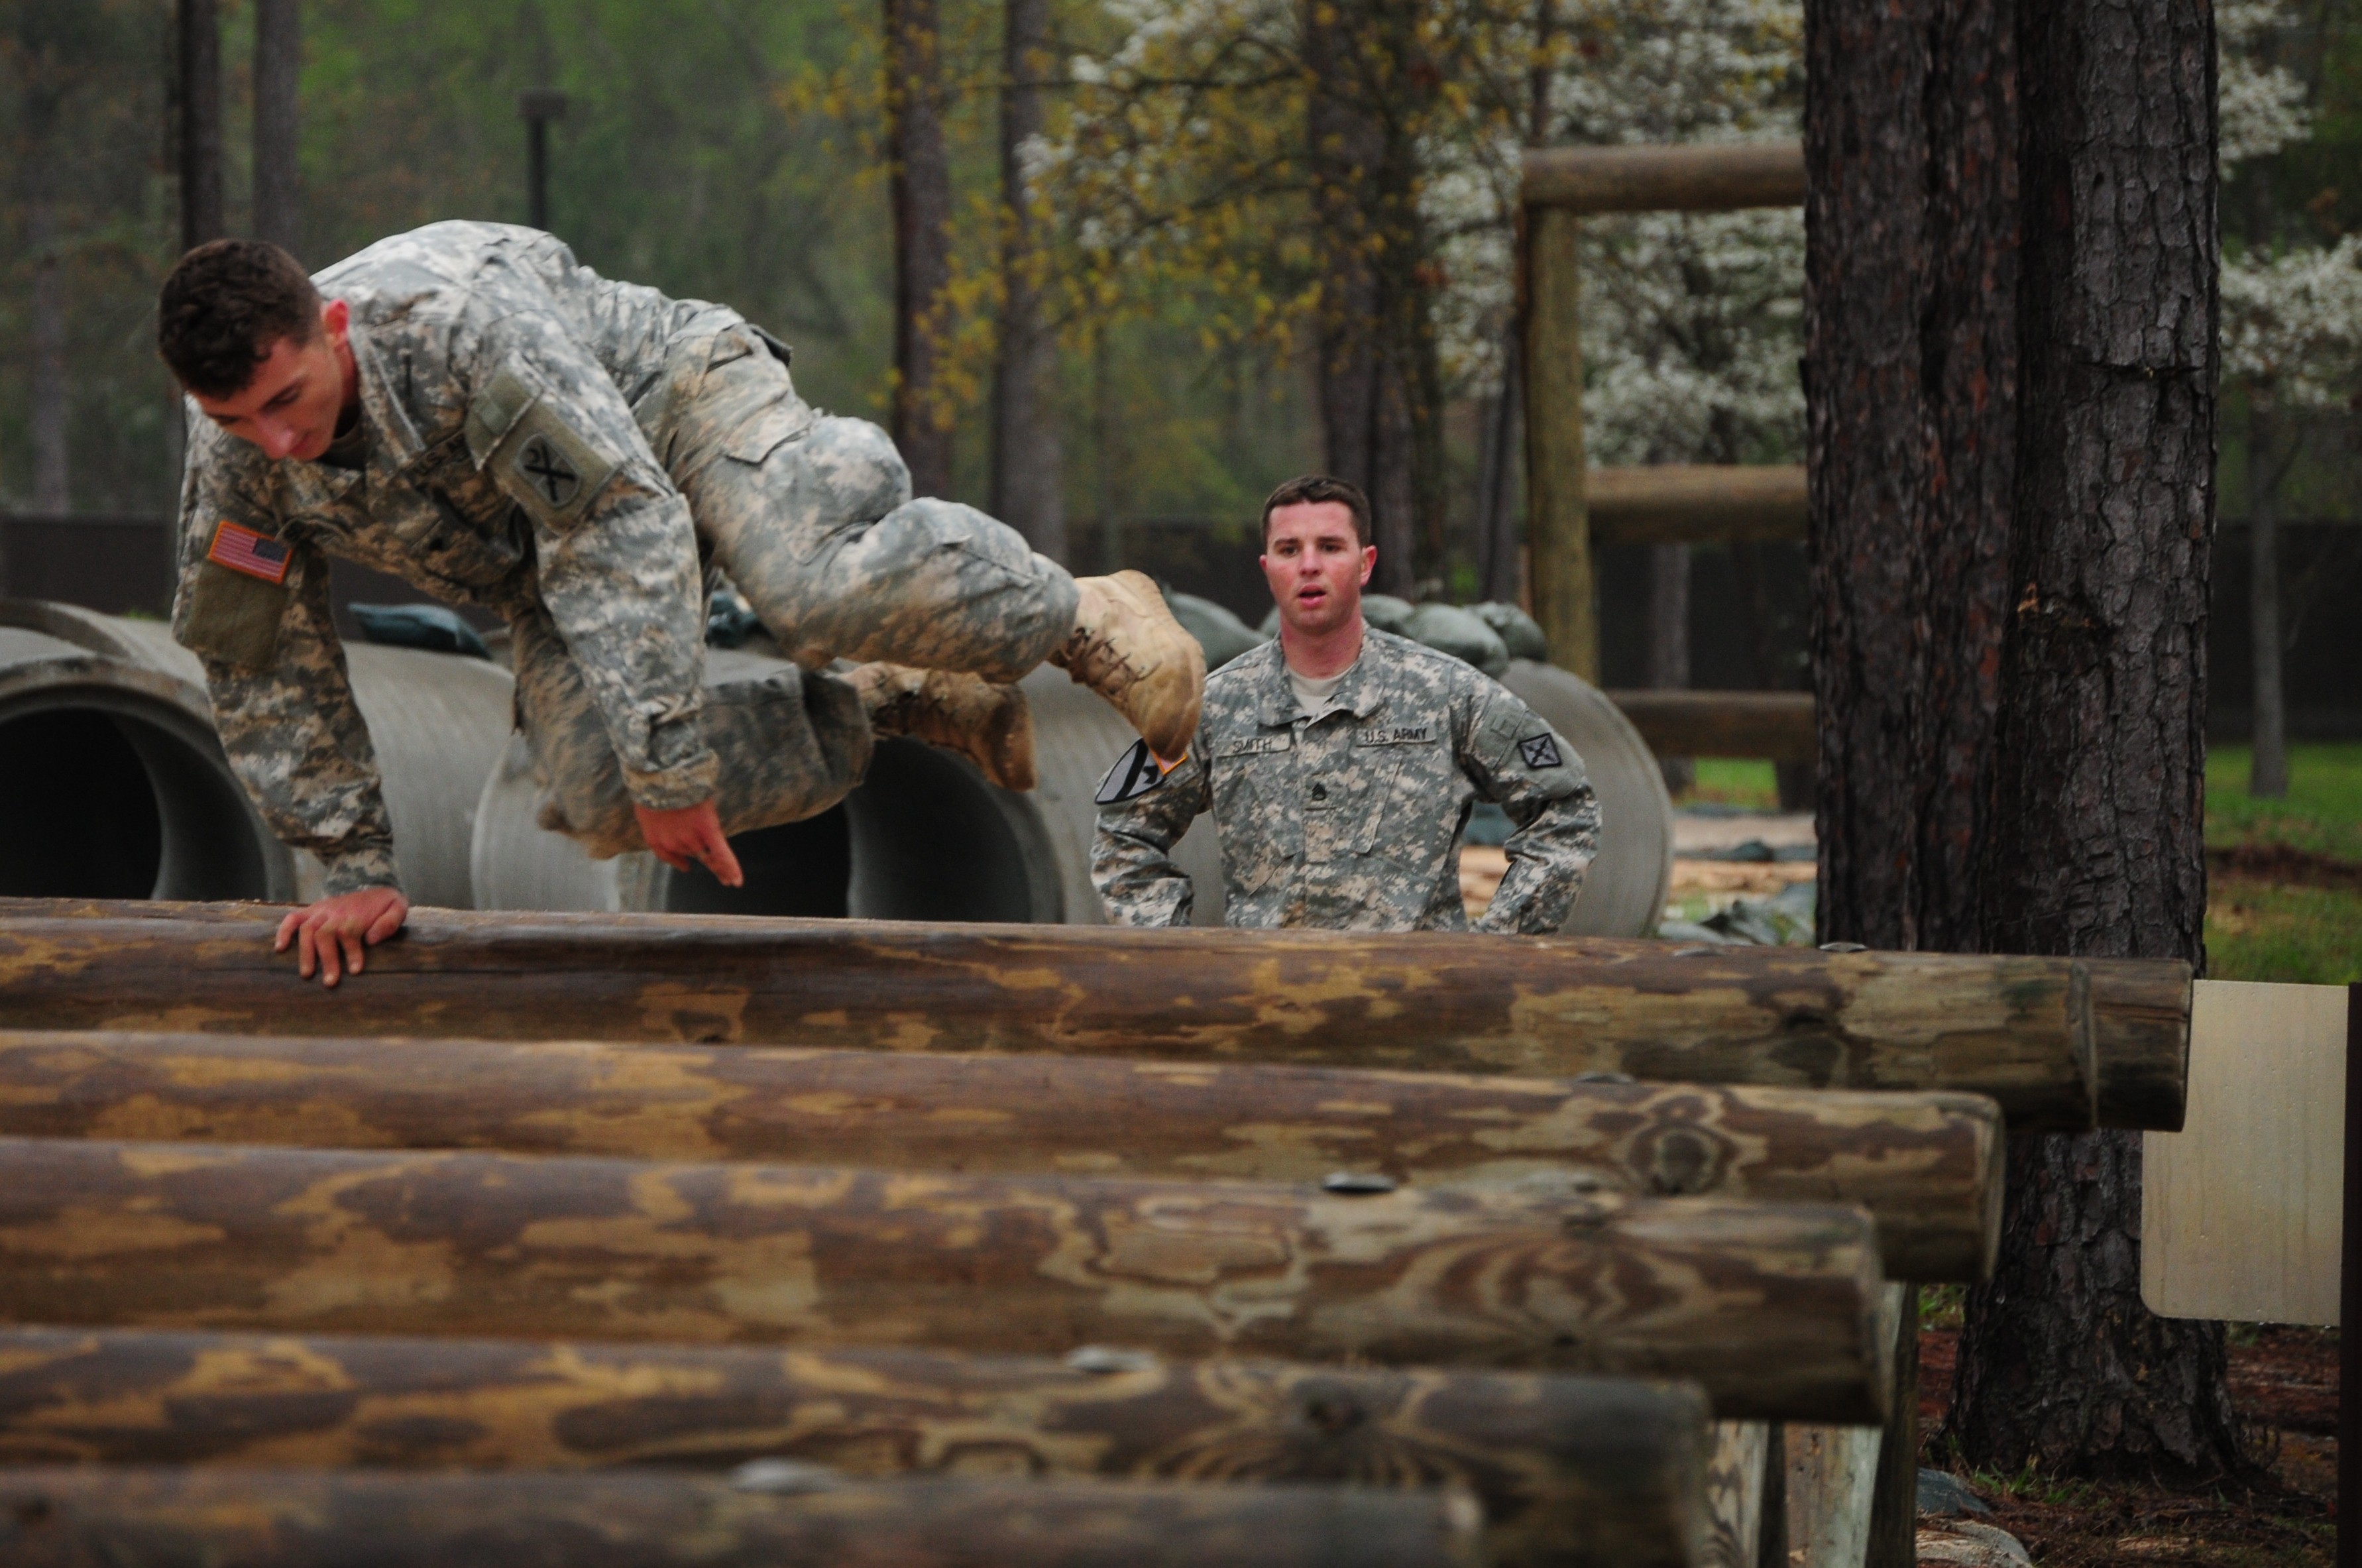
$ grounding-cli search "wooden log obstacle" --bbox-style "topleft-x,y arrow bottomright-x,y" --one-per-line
0,900 -> 2192,1131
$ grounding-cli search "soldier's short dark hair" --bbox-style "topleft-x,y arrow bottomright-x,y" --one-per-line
1261,475 -> 1371,548
157,239 -> 323,397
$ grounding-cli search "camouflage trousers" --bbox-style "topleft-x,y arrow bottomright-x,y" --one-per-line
518,321 -> 1079,858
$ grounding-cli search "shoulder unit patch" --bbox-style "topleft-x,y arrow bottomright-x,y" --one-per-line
1516,732 -> 1563,769
1095,738 -> 1169,805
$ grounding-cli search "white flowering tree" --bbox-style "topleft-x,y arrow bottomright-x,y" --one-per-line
2216,0 -> 2362,797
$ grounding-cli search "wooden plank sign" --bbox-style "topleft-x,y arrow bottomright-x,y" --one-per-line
2142,980 -> 2351,1325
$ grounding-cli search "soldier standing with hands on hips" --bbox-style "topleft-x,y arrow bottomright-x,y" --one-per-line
1092,475 -> 1599,932
160,225 -> 1204,984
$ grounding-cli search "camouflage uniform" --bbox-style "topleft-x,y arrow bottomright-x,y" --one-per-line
1092,629 -> 1601,933
172,221 -> 1078,891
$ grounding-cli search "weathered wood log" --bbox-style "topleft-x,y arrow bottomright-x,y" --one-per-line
1523,143 -> 1805,213
0,904 -> 2192,1130
0,1468 -> 1484,1568
1524,203 -> 1598,678
1588,466 -> 1809,547
1605,691 -> 1818,765
0,1325 -> 1705,1568
0,1029 -> 2002,1280
0,1136 -> 1892,1422
1698,1423 -> 1771,1568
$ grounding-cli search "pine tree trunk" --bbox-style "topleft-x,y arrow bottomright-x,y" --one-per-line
1303,0 -> 1430,593
989,0 -> 1066,561
1950,0 -> 2241,1482
887,0 -> 955,498
1649,543 -> 1692,794
2247,404 -> 2287,798
253,0 -> 302,258
23,45 -> 68,514
178,0 -> 223,251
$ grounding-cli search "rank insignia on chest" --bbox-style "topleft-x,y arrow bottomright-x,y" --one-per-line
1517,733 -> 1563,769
1095,737 -> 1169,805
205,519 -> 292,585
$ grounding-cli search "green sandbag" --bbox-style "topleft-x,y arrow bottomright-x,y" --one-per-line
1166,591 -> 1268,671
1469,602 -> 1549,663
1402,602 -> 1511,677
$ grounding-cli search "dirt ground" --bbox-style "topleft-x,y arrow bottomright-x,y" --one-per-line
1918,1323 -> 2339,1565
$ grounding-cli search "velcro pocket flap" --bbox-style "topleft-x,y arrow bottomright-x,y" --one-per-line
464,367 -> 541,469
177,559 -> 290,669
724,394 -> 817,465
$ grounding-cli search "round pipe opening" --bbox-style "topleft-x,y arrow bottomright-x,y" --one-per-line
0,695 -> 278,902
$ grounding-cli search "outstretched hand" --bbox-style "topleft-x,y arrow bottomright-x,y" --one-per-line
274,885 -> 410,987
635,799 -> 745,888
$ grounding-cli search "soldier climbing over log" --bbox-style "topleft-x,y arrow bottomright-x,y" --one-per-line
156,227 -> 1206,983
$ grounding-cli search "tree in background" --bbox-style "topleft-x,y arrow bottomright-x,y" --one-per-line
887,0 -> 957,495
990,0 -> 1066,558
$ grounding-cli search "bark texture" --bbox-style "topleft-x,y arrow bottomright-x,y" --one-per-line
252,0 -> 302,257
1804,0 -> 2015,954
886,0 -> 955,496
1950,0 -> 2239,1481
0,1326 -> 1705,1568
0,1469 -> 1483,1568
0,1136 -> 1893,1422
0,905 -> 2190,1131
21,25 -> 68,513
0,1030 -> 2004,1280
989,0 -> 1066,560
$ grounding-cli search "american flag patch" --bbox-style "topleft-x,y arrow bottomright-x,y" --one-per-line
207,519 -> 292,585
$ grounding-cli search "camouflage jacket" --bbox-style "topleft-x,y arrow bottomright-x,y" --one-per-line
1092,629 -> 1601,932
172,222 -> 770,893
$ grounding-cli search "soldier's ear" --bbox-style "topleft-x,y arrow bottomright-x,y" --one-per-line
319,298 -> 350,341
1357,545 -> 1377,585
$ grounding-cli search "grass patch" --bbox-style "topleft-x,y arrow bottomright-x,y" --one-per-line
2206,878 -> 2362,985
1675,757 -> 1781,811
2207,744 -> 2362,864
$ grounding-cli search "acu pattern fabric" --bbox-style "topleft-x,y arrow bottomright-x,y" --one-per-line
1092,629 -> 1600,933
172,222 -> 1077,891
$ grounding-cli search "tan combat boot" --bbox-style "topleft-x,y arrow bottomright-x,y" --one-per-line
1049,571 -> 1206,763
850,663 -> 1038,792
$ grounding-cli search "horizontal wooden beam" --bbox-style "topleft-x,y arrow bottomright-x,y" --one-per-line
1523,143 -> 1805,213
0,1325 -> 1707,1568
0,1029 -> 2002,1281
0,1135 -> 1893,1423
0,904 -> 2191,1131
1589,465 -> 1807,546
1606,690 -> 1818,765
0,1468 -> 1483,1568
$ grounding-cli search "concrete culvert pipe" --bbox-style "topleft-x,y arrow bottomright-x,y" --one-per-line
0,601 -> 513,911
1498,659 -> 1674,937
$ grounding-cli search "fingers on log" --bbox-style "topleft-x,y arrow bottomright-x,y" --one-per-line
0,1137 -> 1891,1424
0,1468 -> 1486,1568
0,1030 -> 2003,1282
0,1325 -> 1711,1568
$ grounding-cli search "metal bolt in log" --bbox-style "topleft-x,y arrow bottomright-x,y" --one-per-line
0,1467 -> 1486,1568
0,1029 -> 2002,1281
0,1136 -> 1894,1423
0,1325 -> 1707,1568
0,905 -> 2191,1130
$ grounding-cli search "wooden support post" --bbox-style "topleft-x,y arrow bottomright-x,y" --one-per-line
1524,204 -> 1595,678
0,1325 -> 1707,1568
1863,1284 -> 1921,1568
0,1136 -> 1894,1423
0,1030 -> 2003,1282
0,1469 -> 1486,1568
0,905 -> 2192,1131
1700,1422 -> 1770,1568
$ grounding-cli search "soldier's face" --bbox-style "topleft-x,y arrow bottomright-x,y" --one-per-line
1261,502 -> 1375,638
191,298 -> 357,463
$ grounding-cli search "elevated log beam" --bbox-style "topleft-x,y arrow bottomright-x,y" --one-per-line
1524,143 -> 1807,214
1588,465 -> 1808,547
0,1031 -> 2002,1281
0,1136 -> 1893,1423
0,1325 -> 1707,1568
0,1469 -> 1485,1568
0,905 -> 2190,1131
1606,691 -> 1819,765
